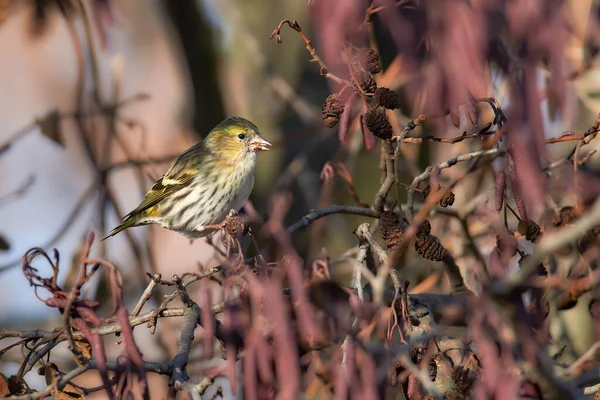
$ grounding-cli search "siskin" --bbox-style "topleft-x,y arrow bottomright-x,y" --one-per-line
103,117 -> 270,240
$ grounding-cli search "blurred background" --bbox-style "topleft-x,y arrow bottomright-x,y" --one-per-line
0,0 -> 599,398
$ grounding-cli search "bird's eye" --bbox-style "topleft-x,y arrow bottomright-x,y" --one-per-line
238,133 -> 246,140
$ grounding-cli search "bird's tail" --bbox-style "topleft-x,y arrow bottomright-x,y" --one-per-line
101,218 -> 137,241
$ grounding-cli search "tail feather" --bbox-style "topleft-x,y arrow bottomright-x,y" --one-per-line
101,218 -> 137,241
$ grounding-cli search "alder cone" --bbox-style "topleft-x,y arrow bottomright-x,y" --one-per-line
379,210 -> 405,249
417,219 -> 431,237
423,185 -> 455,207
422,185 -> 431,199
361,48 -> 382,74
374,87 -> 401,110
363,107 -> 393,140
355,70 -> 377,93
321,94 -> 345,128
440,190 -> 455,207
415,234 -> 447,261
518,220 -> 542,242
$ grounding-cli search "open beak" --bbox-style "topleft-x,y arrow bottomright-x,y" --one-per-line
249,137 -> 271,152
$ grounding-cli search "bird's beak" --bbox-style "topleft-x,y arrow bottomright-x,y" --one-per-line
249,137 -> 271,152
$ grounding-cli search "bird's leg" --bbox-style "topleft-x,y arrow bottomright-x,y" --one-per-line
195,224 -> 222,234
192,210 -> 240,237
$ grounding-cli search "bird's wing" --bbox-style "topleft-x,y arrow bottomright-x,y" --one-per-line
123,146 -> 205,220
123,169 -> 196,220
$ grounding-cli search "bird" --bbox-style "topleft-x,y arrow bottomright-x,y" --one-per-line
103,116 -> 270,240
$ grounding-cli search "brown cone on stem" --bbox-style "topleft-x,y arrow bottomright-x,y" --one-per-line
363,107 -> 393,140
321,94 -> 345,128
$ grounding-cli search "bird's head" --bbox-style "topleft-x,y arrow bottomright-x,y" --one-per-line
205,117 -> 271,163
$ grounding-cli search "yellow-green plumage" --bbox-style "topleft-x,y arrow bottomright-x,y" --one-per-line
103,117 -> 270,240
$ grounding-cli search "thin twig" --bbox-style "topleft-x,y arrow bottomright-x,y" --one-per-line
287,204 -> 378,233
354,242 -> 370,301
131,273 -> 162,317
374,141 -> 398,215
407,148 -> 501,218
270,19 -> 350,85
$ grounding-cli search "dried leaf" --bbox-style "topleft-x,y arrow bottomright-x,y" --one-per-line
42,363 -> 57,385
74,340 -> 92,364
56,384 -> 86,400
0,233 -> 9,251
36,110 -> 63,147
40,363 -> 85,399
0,374 -> 9,397
495,170 -> 507,213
